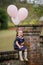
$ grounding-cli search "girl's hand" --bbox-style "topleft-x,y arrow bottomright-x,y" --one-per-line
16,41 -> 23,49
19,46 -> 23,49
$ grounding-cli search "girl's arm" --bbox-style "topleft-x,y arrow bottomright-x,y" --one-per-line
21,42 -> 24,46
16,41 -> 22,49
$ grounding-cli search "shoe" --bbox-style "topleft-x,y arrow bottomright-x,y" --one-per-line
24,58 -> 28,61
20,58 -> 24,61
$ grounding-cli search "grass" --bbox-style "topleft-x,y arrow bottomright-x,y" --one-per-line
0,30 -> 16,51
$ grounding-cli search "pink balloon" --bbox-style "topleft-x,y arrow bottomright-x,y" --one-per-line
18,8 -> 28,21
11,16 -> 20,25
7,5 -> 18,18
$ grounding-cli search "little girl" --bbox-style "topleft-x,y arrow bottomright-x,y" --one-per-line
14,27 -> 28,61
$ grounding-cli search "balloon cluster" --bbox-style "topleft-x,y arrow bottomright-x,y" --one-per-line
7,5 -> 28,25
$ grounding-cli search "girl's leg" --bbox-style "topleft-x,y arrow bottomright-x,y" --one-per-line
19,51 -> 24,61
24,49 -> 28,61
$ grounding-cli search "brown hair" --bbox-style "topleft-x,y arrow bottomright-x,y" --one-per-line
16,31 -> 18,36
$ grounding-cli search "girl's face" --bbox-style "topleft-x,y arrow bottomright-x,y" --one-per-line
18,31 -> 23,38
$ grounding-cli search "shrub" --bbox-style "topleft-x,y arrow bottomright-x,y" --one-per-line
0,8 -> 8,29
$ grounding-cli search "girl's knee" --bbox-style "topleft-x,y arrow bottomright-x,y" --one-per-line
25,49 -> 27,52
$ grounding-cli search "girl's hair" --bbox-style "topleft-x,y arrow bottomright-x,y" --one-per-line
16,31 -> 18,36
